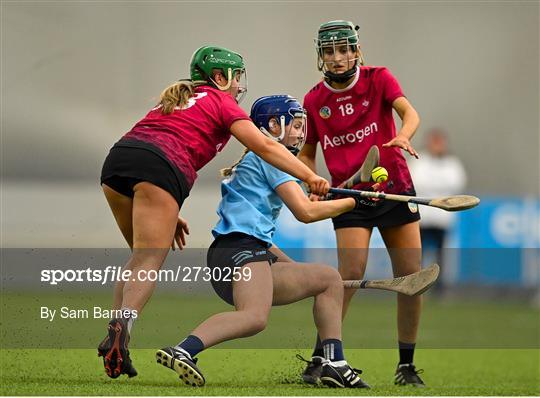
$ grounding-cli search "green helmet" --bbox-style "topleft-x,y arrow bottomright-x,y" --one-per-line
190,45 -> 245,83
317,20 -> 360,47
316,20 -> 363,83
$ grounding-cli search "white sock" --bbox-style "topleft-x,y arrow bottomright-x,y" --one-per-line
119,307 -> 136,333
329,360 -> 348,367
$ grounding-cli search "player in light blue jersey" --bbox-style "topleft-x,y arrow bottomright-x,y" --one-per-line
155,95 -> 370,388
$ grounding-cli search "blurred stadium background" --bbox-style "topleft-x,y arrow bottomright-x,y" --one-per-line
3,1 -> 538,298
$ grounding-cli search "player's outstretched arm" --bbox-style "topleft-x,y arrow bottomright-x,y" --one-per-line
382,97 -> 420,158
276,181 -> 355,223
230,120 -> 329,195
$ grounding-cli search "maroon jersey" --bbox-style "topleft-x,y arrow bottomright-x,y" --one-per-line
304,66 -> 414,194
123,86 -> 250,188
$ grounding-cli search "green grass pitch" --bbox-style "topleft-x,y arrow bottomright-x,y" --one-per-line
1,348 -> 538,395
1,292 -> 539,395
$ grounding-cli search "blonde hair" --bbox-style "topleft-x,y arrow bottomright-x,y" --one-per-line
159,80 -> 205,114
220,148 -> 250,177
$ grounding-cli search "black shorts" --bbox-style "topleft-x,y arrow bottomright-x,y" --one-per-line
100,141 -> 189,208
207,232 -> 278,306
332,191 -> 421,229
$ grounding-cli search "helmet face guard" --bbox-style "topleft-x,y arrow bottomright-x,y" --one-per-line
316,20 -> 363,83
250,95 -> 307,155
189,46 -> 247,103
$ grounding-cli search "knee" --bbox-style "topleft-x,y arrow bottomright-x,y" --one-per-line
129,249 -> 168,269
338,255 -> 367,280
244,312 -> 268,336
312,266 -> 344,296
339,264 -> 365,280
324,267 -> 343,287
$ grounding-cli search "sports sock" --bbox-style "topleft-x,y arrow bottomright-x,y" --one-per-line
311,334 -> 324,357
322,338 -> 344,361
176,335 -> 205,358
398,341 -> 416,364
119,308 -> 136,333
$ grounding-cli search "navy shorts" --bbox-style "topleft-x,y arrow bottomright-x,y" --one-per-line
332,191 -> 421,229
207,232 -> 278,306
100,141 -> 189,208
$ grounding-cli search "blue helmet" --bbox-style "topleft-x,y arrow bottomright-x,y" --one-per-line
250,95 -> 307,154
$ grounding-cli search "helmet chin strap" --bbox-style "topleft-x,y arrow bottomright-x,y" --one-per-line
286,146 -> 300,156
324,68 -> 356,83
324,64 -> 357,83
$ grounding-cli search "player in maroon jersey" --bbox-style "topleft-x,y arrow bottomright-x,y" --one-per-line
97,45 -> 329,379
298,21 -> 425,387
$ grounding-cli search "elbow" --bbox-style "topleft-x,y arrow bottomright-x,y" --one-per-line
413,110 -> 421,129
403,107 -> 420,130
293,208 -> 315,224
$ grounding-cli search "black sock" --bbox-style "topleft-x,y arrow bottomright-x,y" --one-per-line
312,334 -> 324,357
398,341 -> 416,364
322,338 -> 344,361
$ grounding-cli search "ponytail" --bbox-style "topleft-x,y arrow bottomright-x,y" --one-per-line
158,80 -> 201,114
220,148 -> 250,177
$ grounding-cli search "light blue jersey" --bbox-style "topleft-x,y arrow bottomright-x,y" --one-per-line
212,151 -> 300,246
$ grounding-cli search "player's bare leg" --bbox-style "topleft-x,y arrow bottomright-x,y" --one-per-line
121,182 -> 178,312
271,261 -> 369,388
156,261 -> 273,386
190,261 -> 274,345
335,228 -> 372,318
99,182 -> 179,379
379,222 -> 422,344
161,260 -> 368,387
301,227 -> 371,383
102,184 -> 134,248
380,220 -> 425,386
102,184 -> 133,310
272,262 -> 343,338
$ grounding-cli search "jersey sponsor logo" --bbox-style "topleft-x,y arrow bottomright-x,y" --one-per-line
319,106 -> 331,119
362,100 -> 370,107
336,95 -> 352,102
408,202 -> 419,213
321,122 -> 379,150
